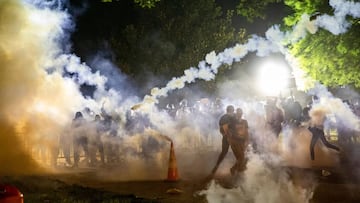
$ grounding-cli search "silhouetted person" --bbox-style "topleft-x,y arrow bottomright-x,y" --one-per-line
308,109 -> 340,160
88,114 -> 105,166
265,98 -> 284,137
308,126 -> 340,160
72,112 -> 89,167
59,126 -> 72,166
281,97 -> 302,126
228,108 -> 249,175
210,105 -> 235,175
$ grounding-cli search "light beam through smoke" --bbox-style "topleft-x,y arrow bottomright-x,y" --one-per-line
133,0 -> 360,111
0,1 -> 359,202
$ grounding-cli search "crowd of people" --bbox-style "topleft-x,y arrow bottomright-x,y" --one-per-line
209,95 -> 360,176
31,94 -> 360,173
58,109 -> 122,167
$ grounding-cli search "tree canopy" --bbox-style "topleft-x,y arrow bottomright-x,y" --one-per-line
74,0 -> 360,97
108,0 -> 247,94
235,0 -> 282,22
284,0 -> 360,88
101,0 -> 160,8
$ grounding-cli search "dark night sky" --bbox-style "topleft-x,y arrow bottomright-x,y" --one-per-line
68,0 -> 290,61
69,0 -> 137,59
67,0 -> 291,99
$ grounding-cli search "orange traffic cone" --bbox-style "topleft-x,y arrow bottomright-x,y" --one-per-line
166,142 -> 179,181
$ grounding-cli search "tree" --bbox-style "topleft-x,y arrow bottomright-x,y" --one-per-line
235,0 -> 282,22
284,0 -> 360,88
101,0 -> 160,8
109,0 -> 247,93
134,0 -> 160,8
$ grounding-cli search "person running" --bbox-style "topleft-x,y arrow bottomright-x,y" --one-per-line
227,108 -> 249,175
308,109 -> 340,160
210,105 -> 235,175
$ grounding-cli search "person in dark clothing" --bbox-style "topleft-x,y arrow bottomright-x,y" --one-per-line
265,98 -> 284,137
228,108 -> 249,175
210,105 -> 235,175
301,103 -> 311,122
281,97 -> 302,126
59,126 -> 72,166
72,111 -> 89,167
308,126 -> 340,160
308,108 -> 340,160
88,114 -> 105,166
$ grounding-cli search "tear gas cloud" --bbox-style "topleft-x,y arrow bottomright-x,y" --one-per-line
200,152 -> 317,203
0,0 -> 138,174
135,0 -> 360,109
0,0 -> 360,201
0,0 -> 78,174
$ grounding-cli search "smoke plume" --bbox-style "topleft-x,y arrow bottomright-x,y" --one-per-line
0,2 -> 359,201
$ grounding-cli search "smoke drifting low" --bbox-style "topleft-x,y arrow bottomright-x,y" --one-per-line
0,0 -> 136,174
1,1 -> 360,203
0,0 -> 76,174
201,152 -> 317,203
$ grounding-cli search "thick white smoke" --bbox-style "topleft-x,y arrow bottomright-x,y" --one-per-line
1,1 -> 358,201
133,0 -> 360,111
196,0 -> 359,202
0,0 -> 145,174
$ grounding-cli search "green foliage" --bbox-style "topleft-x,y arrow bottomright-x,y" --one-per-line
284,0 -> 360,88
134,0 -> 160,8
290,25 -> 360,87
283,0 -> 330,27
235,0 -> 281,22
100,0 -> 160,8
109,0 -> 247,93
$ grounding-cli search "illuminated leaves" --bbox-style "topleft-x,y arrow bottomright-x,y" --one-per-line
101,0 -> 160,8
134,0 -> 160,8
236,0 -> 281,22
285,0 -> 360,88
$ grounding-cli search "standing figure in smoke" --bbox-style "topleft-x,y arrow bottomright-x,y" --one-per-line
301,95 -> 320,123
227,107 -> 249,174
281,96 -> 302,127
210,105 -> 235,175
88,114 -> 105,166
265,98 -> 284,137
308,108 -> 340,160
59,125 -> 73,167
72,111 -> 89,167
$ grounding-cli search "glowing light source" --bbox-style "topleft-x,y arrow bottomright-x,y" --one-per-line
257,61 -> 290,96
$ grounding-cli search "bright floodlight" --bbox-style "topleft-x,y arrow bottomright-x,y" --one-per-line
257,61 -> 289,96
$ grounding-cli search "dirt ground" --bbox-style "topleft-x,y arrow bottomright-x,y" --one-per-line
2,142 -> 360,203
2,164 -> 360,203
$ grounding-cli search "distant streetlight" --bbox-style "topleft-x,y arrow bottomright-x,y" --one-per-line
256,60 -> 290,96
